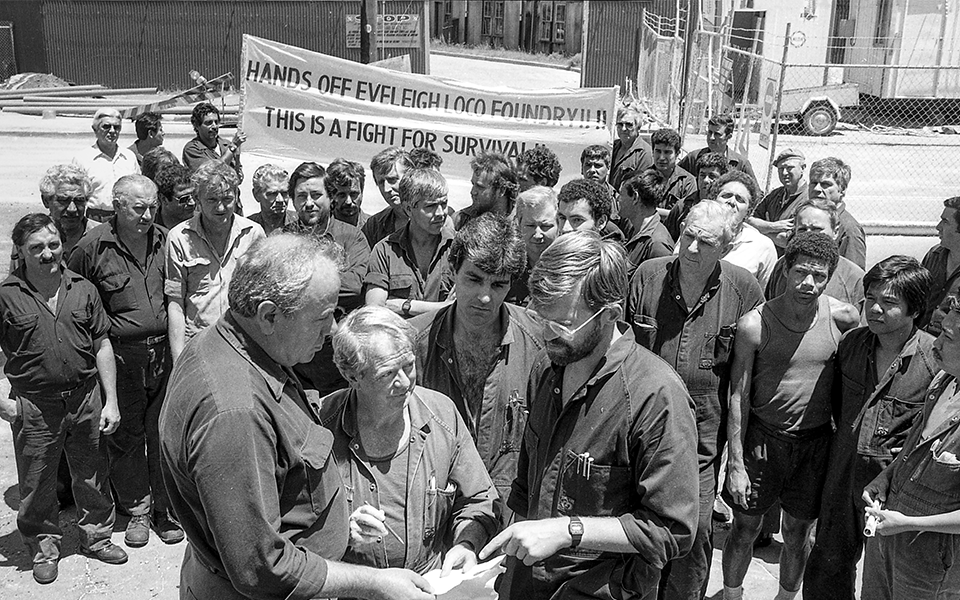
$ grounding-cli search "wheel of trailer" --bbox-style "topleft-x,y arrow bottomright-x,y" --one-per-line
802,104 -> 838,136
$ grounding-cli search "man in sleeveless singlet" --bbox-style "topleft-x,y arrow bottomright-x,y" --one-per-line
720,232 -> 860,600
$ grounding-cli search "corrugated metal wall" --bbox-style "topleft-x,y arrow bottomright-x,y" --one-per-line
39,0 -> 426,90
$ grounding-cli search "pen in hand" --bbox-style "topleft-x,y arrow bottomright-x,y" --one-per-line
363,501 -> 404,544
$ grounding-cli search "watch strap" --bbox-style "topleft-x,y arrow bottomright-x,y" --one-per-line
568,516 -> 584,548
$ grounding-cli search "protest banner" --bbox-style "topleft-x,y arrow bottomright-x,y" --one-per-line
240,35 -> 617,187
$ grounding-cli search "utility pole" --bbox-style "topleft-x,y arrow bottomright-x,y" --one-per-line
360,0 -> 378,64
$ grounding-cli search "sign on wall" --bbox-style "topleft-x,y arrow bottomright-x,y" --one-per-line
346,14 -> 421,49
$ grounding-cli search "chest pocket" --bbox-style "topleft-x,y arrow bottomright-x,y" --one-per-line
699,325 -> 735,370
300,426 -> 339,515
631,315 -> 658,350
423,476 -> 456,548
5,313 -> 40,351
100,272 -> 132,309
388,274 -> 415,299
183,257 -> 212,296
556,449 -> 632,517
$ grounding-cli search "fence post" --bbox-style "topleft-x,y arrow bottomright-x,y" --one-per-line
765,23 -> 791,195
734,32 -> 761,157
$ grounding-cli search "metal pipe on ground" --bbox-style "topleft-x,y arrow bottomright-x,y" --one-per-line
0,86 -> 157,99
0,84 -> 106,98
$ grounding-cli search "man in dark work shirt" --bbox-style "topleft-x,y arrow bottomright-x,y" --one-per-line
411,213 -> 544,524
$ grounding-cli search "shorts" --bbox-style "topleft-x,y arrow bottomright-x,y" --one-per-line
721,416 -> 831,521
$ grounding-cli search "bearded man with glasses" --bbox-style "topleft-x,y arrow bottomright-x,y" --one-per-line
73,108 -> 139,222
480,230 -> 699,600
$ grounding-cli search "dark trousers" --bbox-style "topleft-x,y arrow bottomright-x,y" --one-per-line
108,337 -> 171,518
804,441 -> 889,600
862,530 -> 960,599
658,467 -> 715,600
12,380 -> 116,563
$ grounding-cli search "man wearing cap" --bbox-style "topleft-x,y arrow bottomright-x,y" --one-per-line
750,149 -> 808,252
73,108 -> 140,222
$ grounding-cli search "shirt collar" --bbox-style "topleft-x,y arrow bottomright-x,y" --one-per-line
434,302 -> 513,352
667,256 -> 723,302
338,387 -> 432,441
552,324 -> 638,393
215,311 -> 292,402
626,212 -> 663,245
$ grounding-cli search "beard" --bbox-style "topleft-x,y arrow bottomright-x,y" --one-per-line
545,319 -> 605,366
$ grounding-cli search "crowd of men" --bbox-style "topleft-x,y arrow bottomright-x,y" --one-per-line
1,101 -> 960,600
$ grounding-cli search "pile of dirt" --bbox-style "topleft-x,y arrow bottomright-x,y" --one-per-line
0,72 -> 75,91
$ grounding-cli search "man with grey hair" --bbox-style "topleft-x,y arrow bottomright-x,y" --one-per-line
248,164 -> 295,234
626,200 -> 763,600
165,161 -> 265,362
610,104 -> 653,190
70,174 -> 182,548
73,108 -> 140,222
509,185 -> 559,304
479,231 -> 699,599
160,234 -> 434,600
411,213 -> 544,523
12,164 -> 99,272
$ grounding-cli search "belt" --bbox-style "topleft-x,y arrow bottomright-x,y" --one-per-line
112,333 -> 167,346
14,377 -> 96,401
750,412 -> 834,441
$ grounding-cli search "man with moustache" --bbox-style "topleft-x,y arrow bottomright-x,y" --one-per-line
248,164 -> 296,235
182,103 -> 244,181
74,108 -> 139,222
165,162 -> 265,362
362,147 -> 415,248
411,214 -> 544,523
326,158 -> 371,228
750,149 -> 808,251
366,168 -> 455,318
722,232 -> 859,600
13,164 -> 100,271
70,175 -> 182,548
626,200 -> 763,600
509,186 -> 558,305
479,231 -> 699,600
0,213 -> 126,584
160,234 -> 435,600
861,295 -> 960,599
454,152 -> 520,230
804,256 -> 936,599
808,157 -> 865,269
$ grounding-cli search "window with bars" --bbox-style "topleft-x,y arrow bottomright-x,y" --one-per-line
481,1 -> 504,43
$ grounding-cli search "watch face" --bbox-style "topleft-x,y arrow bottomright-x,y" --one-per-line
571,522 -> 584,534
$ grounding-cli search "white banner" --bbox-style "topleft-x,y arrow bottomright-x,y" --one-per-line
240,35 -> 617,185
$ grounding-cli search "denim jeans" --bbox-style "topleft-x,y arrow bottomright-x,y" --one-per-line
12,379 -> 116,563
108,338 -> 171,518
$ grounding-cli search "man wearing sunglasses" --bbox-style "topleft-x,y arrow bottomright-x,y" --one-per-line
625,200 -> 763,600
153,164 -> 197,230
73,108 -> 139,223
480,231 -> 699,600
411,213 -> 543,525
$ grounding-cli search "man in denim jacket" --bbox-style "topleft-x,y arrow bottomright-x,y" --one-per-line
862,294 -> 960,599
805,256 -> 937,599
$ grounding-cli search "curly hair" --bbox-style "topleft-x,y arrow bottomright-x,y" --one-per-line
190,103 -> 220,128
519,145 -> 562,188
471,151 -> 520,207
695,151 -> 729,175
324,159 -> 365,196
557,178 -> 611,224
154,164 -> 192,202
784,231 -> 840,278
650,128 -> 682,152
408,147 -> 443,170
39,164 -> 93,201
708,170 -> 761,214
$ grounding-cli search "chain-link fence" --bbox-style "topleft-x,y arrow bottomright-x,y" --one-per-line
0,22 -> 15,83
635,9 -> 960,234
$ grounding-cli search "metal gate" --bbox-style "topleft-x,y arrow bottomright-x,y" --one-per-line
0,22 -> 15,82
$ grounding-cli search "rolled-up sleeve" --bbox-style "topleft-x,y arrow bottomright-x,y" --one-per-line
189,408 -> 329,600
164,234 -> 186,301
339,228 -> 370,309
618,380 -> 699,569
364,238 -> 392,291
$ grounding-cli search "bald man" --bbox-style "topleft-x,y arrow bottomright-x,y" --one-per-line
70,174 -> 182,548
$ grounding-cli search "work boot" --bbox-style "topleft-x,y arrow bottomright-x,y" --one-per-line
124,514 -> 151,548
154,514 -> 185,545
32,560 -> 58,584
80,541 -> 129,564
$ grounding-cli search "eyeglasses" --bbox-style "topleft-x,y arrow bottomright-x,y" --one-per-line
99,123 -> 121,132
525,306 -> 606,338
53,195 -> 88,209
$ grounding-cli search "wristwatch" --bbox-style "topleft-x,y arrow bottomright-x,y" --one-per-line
401,298 -> 413,317
568,516 -> 584,549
